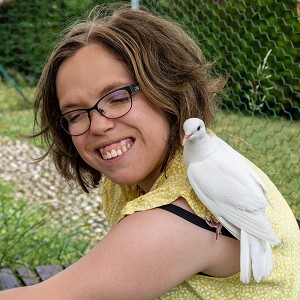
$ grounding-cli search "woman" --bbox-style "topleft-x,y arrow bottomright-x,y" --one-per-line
1,4 -> 299,299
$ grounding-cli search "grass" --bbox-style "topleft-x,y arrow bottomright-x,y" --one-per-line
0,182 -> 91,268
0,109 -> 34,138
0,83 -> 35,139
0,82 -> 299,268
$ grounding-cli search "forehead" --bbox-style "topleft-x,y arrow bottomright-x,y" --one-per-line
56,43 -> 129,86
56,44 -> 134,109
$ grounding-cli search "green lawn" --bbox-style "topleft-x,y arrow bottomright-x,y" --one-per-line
0,83 -> 35,139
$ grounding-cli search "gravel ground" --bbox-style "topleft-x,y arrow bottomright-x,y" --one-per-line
0,135 -> 108,242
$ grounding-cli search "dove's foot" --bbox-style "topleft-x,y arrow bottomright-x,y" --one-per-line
204,217 -> 222,240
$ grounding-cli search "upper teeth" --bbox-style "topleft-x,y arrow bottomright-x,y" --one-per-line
102,142 -> 132,160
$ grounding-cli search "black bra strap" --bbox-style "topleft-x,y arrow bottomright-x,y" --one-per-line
159,203 -> 237,240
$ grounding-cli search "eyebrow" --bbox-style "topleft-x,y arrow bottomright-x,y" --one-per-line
60,81 -> 132,113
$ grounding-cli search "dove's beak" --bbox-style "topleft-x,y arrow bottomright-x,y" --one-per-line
182,134 -> 191,146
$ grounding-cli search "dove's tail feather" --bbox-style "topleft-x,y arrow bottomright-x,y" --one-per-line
251,238 -> 274,282
240,230 -> 252,283
240,231 -> 274,284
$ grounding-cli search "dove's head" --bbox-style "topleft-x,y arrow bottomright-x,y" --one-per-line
182,118 -> 206,145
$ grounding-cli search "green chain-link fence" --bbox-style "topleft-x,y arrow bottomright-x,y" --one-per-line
0,0 -> 299,216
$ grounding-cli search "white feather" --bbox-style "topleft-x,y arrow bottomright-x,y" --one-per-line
183,118 -> 280,283
240,230 -> 251,283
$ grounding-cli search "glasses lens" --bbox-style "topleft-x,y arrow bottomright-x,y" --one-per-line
98,89 -> 132,118
60,110 -> 89,135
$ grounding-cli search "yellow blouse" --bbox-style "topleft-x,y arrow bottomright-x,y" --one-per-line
100,151 -> 300,299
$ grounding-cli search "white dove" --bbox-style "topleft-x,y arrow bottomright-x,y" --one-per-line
182,117 -> 280,284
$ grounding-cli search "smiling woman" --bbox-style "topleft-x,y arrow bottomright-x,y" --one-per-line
56,43 -> 170,189
1,3 -> 299,300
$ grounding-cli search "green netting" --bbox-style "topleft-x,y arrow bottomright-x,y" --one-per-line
0,0 -> 299,216
164,0 -> 300,215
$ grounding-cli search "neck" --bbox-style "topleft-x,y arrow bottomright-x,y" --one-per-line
184,135 -> 217,166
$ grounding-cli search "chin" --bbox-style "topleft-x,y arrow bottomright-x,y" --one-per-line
105,174 -> 138,186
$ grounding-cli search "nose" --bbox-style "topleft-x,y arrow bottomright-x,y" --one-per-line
88,110 -> 115,134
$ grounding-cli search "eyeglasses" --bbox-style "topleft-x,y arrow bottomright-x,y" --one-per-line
59,83 -> 141,136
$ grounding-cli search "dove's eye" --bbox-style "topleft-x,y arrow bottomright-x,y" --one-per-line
197,126 -> 201,131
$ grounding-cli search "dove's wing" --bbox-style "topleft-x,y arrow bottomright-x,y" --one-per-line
187,152 -> 279,244
212,136 -> 269,195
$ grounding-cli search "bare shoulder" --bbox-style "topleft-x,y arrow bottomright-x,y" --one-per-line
81,200 -> 240,293
8,200 -> 240,300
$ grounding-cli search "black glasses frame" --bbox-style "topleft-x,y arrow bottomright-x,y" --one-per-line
59,83 -> 140,136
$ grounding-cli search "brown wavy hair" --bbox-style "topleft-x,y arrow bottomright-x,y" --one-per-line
32,3 -> 226,192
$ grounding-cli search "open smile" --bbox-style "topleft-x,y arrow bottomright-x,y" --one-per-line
99,138 -> 134,160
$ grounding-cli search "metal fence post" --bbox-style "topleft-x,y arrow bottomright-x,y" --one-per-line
131,0 -> 139,10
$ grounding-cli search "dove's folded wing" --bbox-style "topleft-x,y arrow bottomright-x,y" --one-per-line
212,136 -> 269,195
187,157 -> 279,244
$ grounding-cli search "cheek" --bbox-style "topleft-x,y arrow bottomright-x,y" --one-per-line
155,113 -> 170,143
148,118 -> 170,153
71,136 -> 85,156
144,103 -> 170,137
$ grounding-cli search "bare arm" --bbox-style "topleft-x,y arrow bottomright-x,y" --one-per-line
0,198 -> 240,300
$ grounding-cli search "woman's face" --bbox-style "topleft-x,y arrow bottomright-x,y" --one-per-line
56,44 -> 170,191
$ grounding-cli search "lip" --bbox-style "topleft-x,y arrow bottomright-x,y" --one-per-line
95,137 -> 135,161
99,137 -> 133,148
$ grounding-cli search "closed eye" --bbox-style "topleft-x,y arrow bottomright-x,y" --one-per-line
109,96 -> 131,105
103,89 -> 131,106
67,110 -> 87,123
